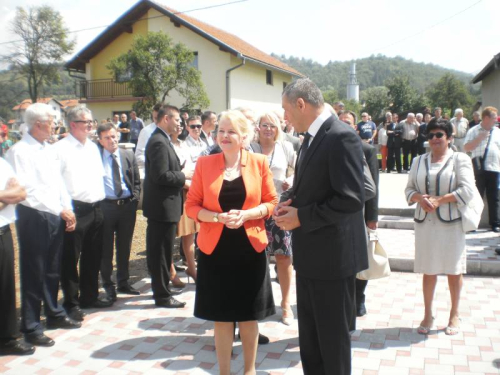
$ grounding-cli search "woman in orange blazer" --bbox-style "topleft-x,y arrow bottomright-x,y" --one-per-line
186,110 -> 278,375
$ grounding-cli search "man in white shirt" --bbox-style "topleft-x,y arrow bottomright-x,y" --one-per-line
54,105 -> 111,321
464,106 -> 500,232
6,103 -> 80,348
0,159 -> 33,356
135,103 -> 161,179
401,113 -> 419,171
450,108 -> 469,152
184,116 -> 207,166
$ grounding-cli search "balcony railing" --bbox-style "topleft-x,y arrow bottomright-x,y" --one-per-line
77,79 -> 134,100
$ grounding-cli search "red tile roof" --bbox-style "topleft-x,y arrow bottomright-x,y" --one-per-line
12,98 -> 78,111
154,2 -> 303,77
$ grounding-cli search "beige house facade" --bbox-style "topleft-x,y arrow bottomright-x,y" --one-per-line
472,53 -> 500,110
66,0 -> 303,121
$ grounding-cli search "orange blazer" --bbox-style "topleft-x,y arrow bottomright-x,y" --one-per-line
185,149 -> 278,255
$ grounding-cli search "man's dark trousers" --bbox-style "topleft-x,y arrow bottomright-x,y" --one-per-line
61,201 -> 104,309
474,168 -> 500,227
296,274 -> 356,375
16,205 -> 66,334
402,139 -> 417,171
146,220 -> 177,303
0,225 -> 19,342
100,199 -> 137,289
387,146 -> 401,172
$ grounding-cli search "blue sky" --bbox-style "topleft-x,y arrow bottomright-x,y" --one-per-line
0,0 -> 498,74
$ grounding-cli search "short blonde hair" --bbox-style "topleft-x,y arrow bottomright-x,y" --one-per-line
219,110 -> 254,149
257,111 -> 283,142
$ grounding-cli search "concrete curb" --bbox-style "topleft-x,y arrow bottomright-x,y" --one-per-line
389,257 -> 500,276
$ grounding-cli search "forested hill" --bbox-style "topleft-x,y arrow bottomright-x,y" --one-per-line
273,54 -> 476,94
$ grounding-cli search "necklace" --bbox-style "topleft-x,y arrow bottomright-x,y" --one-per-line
224,164 -> 239,178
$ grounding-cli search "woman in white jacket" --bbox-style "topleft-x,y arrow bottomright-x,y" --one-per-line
405,118 -> 476,336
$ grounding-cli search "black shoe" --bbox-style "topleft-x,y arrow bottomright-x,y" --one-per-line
155,297 -> 186,308
0,339 -> 35,356
357,303 -> 367,317
492,227 -> 500,233
117,284 -> 140,295
46,316 -> 81,330
25,333 -> 55,347
495,248 -> 500,256
66,306 -> 86,322
104,286 -> 117,302
237,332 -> 270,345
80,298 -> 114,309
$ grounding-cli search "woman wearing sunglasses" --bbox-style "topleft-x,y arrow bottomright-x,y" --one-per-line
405,118 -> 476,336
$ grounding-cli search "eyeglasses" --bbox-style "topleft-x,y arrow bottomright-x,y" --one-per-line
427,132 -> 445,140
74,120 -> 93,126
189,124 -> 202,129
260,123 -> 278,130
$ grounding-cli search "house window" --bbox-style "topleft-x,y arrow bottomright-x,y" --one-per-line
190,52 -> 199,70
266,70 -> 273,86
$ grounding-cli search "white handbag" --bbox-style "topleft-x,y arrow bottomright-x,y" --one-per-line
357,228 -> 391,281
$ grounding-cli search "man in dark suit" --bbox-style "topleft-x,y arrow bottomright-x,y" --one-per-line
274,79 -> 368,375
143,104 -> 191,308
97,123 -> 141,302
340,110 -> 379,318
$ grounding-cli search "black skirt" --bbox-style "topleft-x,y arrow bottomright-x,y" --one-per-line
194,176 -> 275,322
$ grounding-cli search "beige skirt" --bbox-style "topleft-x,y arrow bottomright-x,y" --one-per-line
177,190 -> 199,237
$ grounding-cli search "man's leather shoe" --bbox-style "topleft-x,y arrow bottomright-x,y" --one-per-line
237,332 -> 270,345
66,307 -> 86,322
117,284 -> 140,295
357,303 -> 367,317
81,298 -> 114,309
104,287 -> 117,302
46,316 -> 81,330
25,333 -> 55,347
0,339 -> 35,356
492,227 -> 500,233
155,297 -> 186,308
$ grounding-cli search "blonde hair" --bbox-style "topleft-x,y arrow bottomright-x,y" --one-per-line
257,111 -> 283,142
219,110 -> 254,149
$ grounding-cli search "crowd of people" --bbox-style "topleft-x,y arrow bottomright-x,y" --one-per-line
0,77 -> 499,375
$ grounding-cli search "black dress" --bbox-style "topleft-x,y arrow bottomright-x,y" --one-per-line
194,176 -> 275,322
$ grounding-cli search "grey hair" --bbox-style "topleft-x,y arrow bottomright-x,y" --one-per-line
67,105 -> 92,124
473,111 -> 480,117
416,113 -> 423,119
24,103 -> 56,130
407,112 -> 415,118
385,112 -> 392,118
454,108 -> 464,116
282,78 -> 324,107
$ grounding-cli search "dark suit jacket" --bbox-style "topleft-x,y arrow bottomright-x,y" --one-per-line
98,146 -> 141,200
143,128 -> 185,222
361,142 -> 379,223
387,122 -> 402,148
284,116 -> 368,280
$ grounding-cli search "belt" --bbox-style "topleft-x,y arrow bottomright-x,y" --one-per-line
103,197 -> 134,206
72,200 -> 100,208
0,224 -> 11,236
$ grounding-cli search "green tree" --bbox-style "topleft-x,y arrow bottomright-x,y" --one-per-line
343,99 -> 363,121
322,89 -> 338,105
361,86 -> 390,119
426,73 -> 474,117
5,6 -> 75,104
385,75 -> 419,114
107,32 -> 209,117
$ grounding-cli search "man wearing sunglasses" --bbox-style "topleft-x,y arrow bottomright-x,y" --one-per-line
464,106 -> 500,232
55,106 -> 111,322
185,116 -> 207,166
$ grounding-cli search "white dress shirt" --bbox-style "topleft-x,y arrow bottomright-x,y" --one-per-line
135,123 -> 157,179
0,158 -> 17,226
54,133 -> 105,203
306,107 -> 334,146
464,124 -> 500,172
450,117 -> 469,138
201,129 -> 214,147
6,132 -> 72,216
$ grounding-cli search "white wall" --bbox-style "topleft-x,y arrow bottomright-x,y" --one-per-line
482,69 -> 500,110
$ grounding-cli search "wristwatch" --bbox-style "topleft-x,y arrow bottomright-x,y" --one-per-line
213,212 -> 219,222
